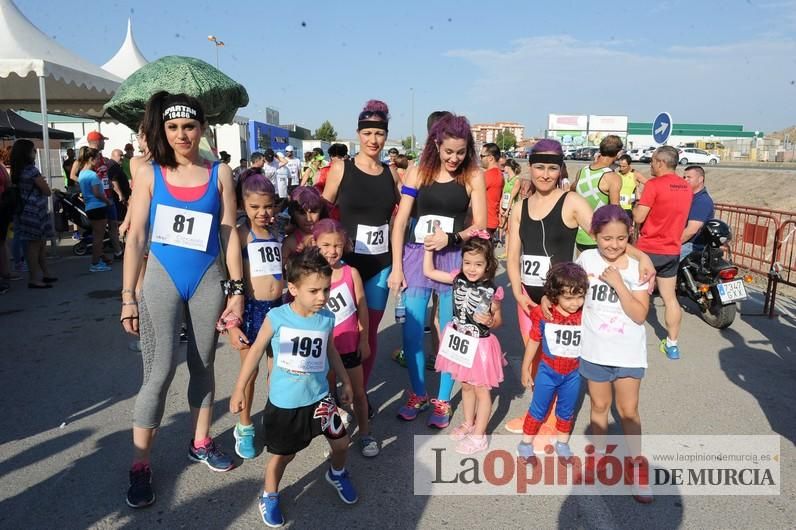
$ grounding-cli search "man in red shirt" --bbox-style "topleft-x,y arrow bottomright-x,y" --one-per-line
634,145 -> 692,360
480,142 -> 503,236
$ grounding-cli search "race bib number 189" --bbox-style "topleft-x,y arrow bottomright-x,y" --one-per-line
247,241 -> 282,277
151,204 -> 213,251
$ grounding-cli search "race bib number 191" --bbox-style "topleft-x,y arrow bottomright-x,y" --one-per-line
151,204 -> 213,251
326,283 -> 356,325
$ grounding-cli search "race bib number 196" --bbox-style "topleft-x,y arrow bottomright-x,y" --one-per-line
438,326 -> 479,368
151,204 -> 213,251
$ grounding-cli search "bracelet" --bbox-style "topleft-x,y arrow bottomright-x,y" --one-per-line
121,301 -> 138,306
121,288 -> 133,295
447,232 -> 456,247
453,232 -> 463,247
220,279 -> 245,296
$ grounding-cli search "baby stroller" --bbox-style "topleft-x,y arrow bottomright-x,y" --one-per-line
53,190 -> 113,257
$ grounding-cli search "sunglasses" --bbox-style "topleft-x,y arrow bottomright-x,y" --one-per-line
358,110 -> 388,121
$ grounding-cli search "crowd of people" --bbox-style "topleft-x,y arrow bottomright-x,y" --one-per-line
0,90 -> 719,527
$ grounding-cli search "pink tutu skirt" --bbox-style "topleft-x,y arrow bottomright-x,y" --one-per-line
434,323 -> 507,389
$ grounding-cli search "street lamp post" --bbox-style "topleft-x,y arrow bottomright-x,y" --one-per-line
410,87 -> 415,154
207,35 -> 224,68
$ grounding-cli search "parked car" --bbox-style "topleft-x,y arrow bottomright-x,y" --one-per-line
678,148 -> 720,165
639,147 -> 656,163
628,148 -> 651,162
564,148 -> 577,159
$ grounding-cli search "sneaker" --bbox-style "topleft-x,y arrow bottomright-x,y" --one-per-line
660,339 -> 680,360
233,423 -> 257,460
391,348 -> 407,367
449,423 -> 474,442
516,442 -> 537,464
555,441 -> 573,458
126,464 -> 155,508
455,434 -> 488,455
325,468 -> 358,504
626,463 -> 654,504
427,399 -> 452,429
359,435 -> 379,457
397,392 -> 429,421
89,262 -> 112,273
259,493 -> 284,527
504,416 -> 525,434
187,439 -> 234,472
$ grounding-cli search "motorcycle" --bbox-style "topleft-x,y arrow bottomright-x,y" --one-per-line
677,219 -> 749,328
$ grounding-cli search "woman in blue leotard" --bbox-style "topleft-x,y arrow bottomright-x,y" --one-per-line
120,91 -> 244,509
388,113 -> 487,428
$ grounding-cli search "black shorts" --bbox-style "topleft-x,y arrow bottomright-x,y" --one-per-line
86,208 -> 106,221
647,253 -> 679,278
262,394 -> 347,455
339,351 -> 362,369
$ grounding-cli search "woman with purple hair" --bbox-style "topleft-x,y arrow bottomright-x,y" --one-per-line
503,139 -> 654,434
388,113 -> 487,428
323,100 -> 401,410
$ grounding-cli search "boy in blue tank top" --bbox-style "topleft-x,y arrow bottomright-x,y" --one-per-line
230,248 -> 356,528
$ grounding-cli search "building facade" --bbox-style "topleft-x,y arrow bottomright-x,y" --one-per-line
471,121 -> 525,145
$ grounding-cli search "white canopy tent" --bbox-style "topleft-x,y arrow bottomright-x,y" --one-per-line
0,0 -> 121,184
101,17 -> 148,80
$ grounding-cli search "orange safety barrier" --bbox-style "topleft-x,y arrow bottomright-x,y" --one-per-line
767,220 -> 796,317
713,203 -> 796,318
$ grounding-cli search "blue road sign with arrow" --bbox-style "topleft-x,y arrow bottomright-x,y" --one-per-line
652,112 -> 672,144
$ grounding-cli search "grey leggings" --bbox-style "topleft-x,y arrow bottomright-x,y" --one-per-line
133,254 -> 225,429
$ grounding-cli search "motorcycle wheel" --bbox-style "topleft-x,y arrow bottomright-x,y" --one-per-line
700,298 -> 736,328
72,241 -> 88,256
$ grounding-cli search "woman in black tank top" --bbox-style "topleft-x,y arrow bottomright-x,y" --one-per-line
388,113 -> 487,428
322,99 -> 400,389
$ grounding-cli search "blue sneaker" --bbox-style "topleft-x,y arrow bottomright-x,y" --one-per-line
660,339 -> 680,360
396,392 -> 429,421
426,399 -> 452,429
89,261 -> 112,273
234,423 -> 257,460
259,493 -> 284,527
555,441 -> 573,458
516,442 -> 537,464
325,468 -> 358,504
188,439 -> 234,472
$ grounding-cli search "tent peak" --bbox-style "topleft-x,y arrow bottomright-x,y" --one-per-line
101,16 -> 148,80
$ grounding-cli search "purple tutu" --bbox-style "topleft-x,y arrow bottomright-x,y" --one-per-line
403,243 -> 461,293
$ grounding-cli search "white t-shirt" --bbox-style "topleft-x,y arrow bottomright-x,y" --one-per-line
576,249 -> 648,368
263,160 -> 279,188
285,158 -> 302,185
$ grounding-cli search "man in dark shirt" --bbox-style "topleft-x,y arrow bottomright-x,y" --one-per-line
680,165 -> 714,259
62,148 -> 75,189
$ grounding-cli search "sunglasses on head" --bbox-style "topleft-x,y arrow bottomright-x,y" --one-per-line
358,110 -> 387,121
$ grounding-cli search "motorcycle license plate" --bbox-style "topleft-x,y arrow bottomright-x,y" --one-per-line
717,280 -> 747,304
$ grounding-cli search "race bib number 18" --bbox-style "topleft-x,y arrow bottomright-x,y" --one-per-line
354,223 -> 389,255
438,326 -> 479,368
414,215 -> 454,242
151,204 -> 213,251
277,327 -> 327,373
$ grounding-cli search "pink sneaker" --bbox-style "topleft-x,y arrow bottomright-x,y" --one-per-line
427,399 -> 452,429
449,423 -> 474,441
455,435 -> 488,455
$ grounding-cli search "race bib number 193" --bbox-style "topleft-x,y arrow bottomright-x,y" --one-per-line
277,327 -> 328,373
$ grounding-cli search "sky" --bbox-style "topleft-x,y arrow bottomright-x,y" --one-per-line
13,0 -> 796,141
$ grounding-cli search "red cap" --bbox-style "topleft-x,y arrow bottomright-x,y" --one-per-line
87,131 -> 108,142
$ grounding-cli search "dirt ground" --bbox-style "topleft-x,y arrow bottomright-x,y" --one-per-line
558,161 -> 796,212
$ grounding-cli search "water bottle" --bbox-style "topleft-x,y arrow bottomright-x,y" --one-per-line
475,292 -> 492,319
395,292 -> 406,324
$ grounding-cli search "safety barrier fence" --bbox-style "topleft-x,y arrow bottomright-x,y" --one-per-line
714,203 -> 796,318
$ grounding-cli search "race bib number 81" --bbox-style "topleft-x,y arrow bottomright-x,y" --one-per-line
151,204 -> 213,252
277,327 -> 328,373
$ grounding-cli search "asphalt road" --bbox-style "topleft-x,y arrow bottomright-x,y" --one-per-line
1,247 -> 794,529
